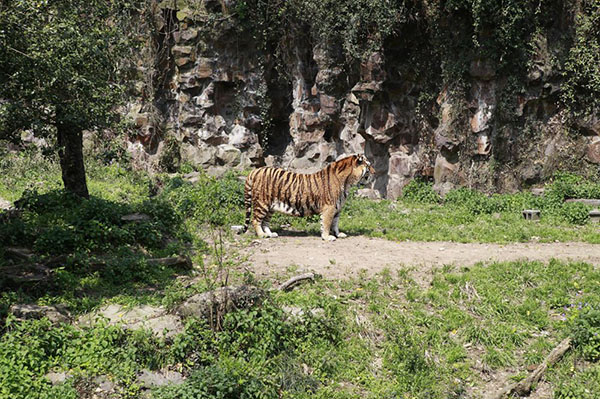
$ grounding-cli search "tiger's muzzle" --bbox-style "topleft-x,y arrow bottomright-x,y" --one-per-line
359,164 -> 376,186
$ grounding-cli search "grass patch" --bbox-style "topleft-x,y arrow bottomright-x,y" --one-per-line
1,256 -> 599,398
2,154 -> 600,398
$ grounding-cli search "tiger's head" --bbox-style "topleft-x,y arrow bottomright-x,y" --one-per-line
335,154 -> 376,186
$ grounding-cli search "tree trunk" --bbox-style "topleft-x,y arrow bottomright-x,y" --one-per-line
56,116 -> 89,199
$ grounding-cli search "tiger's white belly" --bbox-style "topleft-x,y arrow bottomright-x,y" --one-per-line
271,200 -> 296,215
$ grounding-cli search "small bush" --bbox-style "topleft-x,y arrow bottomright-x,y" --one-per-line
0,189 -> 182,256
554,365 -> 600,399
555,382 -> 591,399
444,188 -> 497,215
560,202 -> 590,225
571,306 -> 600,361
401,180 -> 440,204
162,171 -> 244,226
154,362 -> 278,399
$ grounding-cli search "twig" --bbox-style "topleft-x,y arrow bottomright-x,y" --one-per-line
6,45 -> 35,59
486,338 -> 572,399
278,273 -> 315,292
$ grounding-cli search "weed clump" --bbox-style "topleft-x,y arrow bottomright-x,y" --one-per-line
0,190 -> 182,256
571,306 -> 600,362
401,180 -> 440,204
161,171 -> 244,227
437,172 -> 600,224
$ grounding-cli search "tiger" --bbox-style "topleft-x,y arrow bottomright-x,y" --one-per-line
242,154 -> 375,241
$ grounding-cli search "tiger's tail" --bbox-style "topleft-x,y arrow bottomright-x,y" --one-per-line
242,171 -> 254,233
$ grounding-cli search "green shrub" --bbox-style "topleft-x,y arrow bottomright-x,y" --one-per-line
561,0 -> 600,114
162,171 -> 245,226
438,173 -> 599,224
555,383 -> 593,399
0,190 -> 183,257
554,365 -> 600,399
571,306 -> 600,361
444,188 -> 497,215
560,202 -> 590,225
0,316 -> 169,399
544,172 -> 584,206
154,361 -> 278,399
401,180 -> 440,204
33,225 -> 84,254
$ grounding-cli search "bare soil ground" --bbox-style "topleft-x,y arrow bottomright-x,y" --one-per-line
246,235 -> 600,283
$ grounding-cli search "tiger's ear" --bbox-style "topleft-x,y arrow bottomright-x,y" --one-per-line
356,155 -> 365,164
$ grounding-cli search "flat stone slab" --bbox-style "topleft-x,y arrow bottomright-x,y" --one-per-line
565,199 -> 600,206
531,188 -> 545,196
231,225 -> 245,234
5,247 -> 34,261
78,304 -> 183,338
10,304 -> 71,324
356,188 -> 381,200
2,263 -> 52,285
137,369 -> 185,388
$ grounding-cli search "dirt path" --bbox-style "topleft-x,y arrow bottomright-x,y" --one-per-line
246,236 -> 600,281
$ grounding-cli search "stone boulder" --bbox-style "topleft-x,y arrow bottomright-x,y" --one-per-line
586,137 -> 600,164
216,144 -> 242,165
469,58 -> 496,80
177,285 -> 265,319
78,304 -> 183,338
356,188 -> 381,200
136,369 -> 185,389
10,304 -> 71,325
0,197 -> 12,210
576,111 -> 600,136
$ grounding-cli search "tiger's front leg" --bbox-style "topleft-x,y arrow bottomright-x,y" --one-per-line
332,211 -> 347,238
320,205 -> 337,241
261,211 -> 278,238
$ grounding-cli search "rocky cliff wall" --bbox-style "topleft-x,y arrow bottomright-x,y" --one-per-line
124,0 -> 600,199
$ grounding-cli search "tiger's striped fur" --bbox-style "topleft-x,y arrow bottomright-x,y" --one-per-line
243,154 -> 375,241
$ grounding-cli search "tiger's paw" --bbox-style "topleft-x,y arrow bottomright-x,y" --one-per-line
336,232 -> 347,238
268,232 -> 279,238
321,234 -> 337,241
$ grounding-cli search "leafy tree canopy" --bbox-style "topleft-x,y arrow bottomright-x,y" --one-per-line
0,0 -> 139,140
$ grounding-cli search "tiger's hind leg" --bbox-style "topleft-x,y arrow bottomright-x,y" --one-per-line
332,211 -> 347,238
252,204 -> 277,238
261,211 -> 278,238
251,203 -> 269,238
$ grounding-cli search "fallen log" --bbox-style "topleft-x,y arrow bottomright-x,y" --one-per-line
486,337 -> 572,399
5,247 -> 34,261
278,273 -> 316,292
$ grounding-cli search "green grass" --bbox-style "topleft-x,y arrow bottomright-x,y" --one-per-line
276,176 -> 600,243
275,196 -> 600,244
1,154 -> 600,398
2,259 -> 599,399
4,152 -> 600,244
